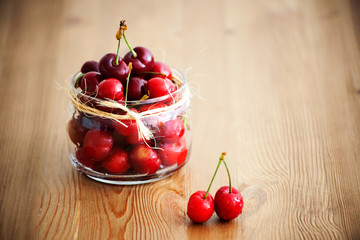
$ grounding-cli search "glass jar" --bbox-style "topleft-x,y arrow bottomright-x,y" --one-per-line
67,69 -> 191,185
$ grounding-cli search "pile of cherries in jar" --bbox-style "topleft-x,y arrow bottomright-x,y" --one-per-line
67,21 -> 188,176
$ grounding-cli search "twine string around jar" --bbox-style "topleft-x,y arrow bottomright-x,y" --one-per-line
68,73 -> 191,143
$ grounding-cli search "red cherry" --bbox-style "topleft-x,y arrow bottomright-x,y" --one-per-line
67,118 -> 88,146
152,61 -> 172,79
75,147 -> 97,169
126,77 -> 148,100
214,186 -> 244,221
125,133 -> 151,145
97,78 -> 124,101
80,71 -> 102,94
114,120 -> 138,136
157,137 -> 188,166
81,60 -> 99,73
112,131 -> 127,147
187,191 -> 214,223
101,148 -> 131,174
213,153 -> 244,221
123,46 -> 154,74
158,118 -> 185,143
113,109 -> 139,136
83,129 -> 113,161
129,145 -> 160,174
148,77 -> 176,98
99,53 -> 130,83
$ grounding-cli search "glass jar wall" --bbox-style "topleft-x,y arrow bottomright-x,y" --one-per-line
67,69 -> 191,185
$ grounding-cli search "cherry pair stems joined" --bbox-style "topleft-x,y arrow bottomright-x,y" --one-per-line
187,152 -> 244,223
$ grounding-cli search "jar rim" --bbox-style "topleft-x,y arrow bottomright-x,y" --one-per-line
71,68 -> 187,106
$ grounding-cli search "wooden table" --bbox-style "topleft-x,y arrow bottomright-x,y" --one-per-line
1,0 -> 360,239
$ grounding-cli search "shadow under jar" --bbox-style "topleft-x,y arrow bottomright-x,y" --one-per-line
67,69 -> 191,185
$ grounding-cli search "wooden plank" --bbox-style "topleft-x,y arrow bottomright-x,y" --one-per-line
0,0 -> 359,239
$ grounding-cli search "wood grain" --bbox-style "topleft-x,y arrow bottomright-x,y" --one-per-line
0,0 -> 360,239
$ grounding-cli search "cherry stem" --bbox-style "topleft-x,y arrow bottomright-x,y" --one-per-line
124,62 -> 133,108
115,37 -> 121,65
123,33 -> 137,58
221,154 -> 232,194
203,152 -> 226,199
74,73 -> 84,88
115,21 -> 126,65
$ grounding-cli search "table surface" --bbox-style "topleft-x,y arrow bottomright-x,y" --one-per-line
1,0 -> 360,239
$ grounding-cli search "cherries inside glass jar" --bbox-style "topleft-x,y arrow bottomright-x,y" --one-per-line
67,68 -> 191,185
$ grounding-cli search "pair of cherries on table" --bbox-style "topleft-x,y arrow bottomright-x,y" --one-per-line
187,153 -> 244,223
